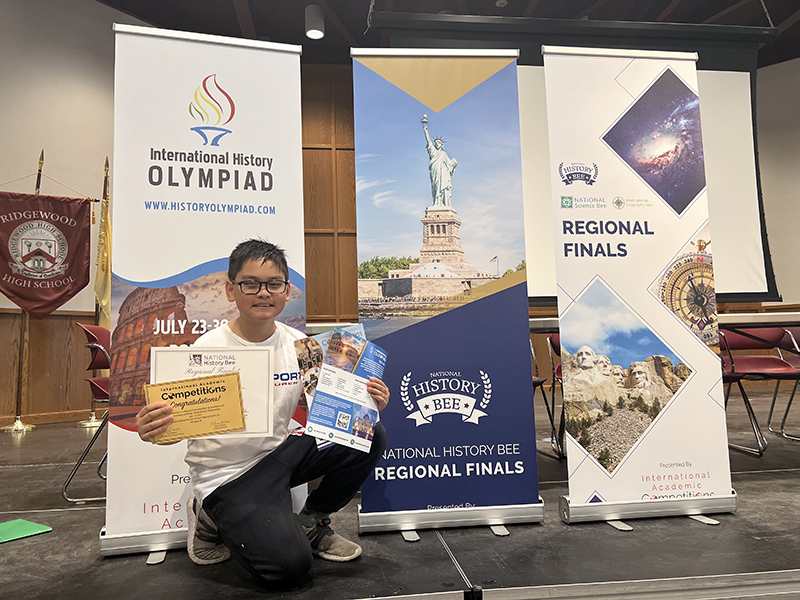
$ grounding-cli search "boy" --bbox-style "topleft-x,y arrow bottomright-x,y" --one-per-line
136,239 -> 389,587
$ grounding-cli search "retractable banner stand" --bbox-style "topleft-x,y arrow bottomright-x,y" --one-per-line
542,47 -> 735,523
352,49 -> 542,532
103,25 -> 304,554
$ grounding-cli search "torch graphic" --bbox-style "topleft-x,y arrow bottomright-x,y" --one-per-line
188,74 -> 236,146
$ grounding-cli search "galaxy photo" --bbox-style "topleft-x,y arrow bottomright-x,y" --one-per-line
603,68 -> 706,216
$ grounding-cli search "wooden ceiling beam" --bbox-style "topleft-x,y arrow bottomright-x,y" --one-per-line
522,0 -> 541,18
778,7 -> 800,34
576,0 -> 611,20
380,0 -> 395,47
656,0 -> 682,23
232,0 -> 257,39
316,0 -> 359,47
702,0 -> 752,25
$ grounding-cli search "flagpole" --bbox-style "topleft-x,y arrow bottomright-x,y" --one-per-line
77,158 -> 110,428
3,151 -> 43,433
34,150 -> 43,195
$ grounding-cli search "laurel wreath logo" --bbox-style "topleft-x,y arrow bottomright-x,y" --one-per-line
558,162 -> 599,185
400,371 -> 491,414
479,371 -> 492,409
400,372 -> 413,412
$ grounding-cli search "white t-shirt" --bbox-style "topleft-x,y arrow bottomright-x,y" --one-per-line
185,321 -> 304,502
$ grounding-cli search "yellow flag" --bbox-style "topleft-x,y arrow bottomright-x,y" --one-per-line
94,193 -> 111,330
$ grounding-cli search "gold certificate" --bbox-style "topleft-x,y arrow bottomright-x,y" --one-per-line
144,371 -> 245,444
150,347 -> 273,437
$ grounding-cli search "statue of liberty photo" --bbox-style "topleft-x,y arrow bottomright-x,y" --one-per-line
422,115 -> 457,208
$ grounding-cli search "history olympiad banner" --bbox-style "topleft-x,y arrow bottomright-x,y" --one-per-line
542,46 -> 733,518
103,25 -> 304,554
352,49 -> 542,531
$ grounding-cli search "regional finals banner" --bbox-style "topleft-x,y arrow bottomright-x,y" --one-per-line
353,49 -> 542,531
542,47 -> 733,520
103,25 -> 304,553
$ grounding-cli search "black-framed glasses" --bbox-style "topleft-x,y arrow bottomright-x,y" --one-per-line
230,279 -> 288,295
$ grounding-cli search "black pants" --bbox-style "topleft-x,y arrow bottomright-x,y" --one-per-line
203,425 -> 386,587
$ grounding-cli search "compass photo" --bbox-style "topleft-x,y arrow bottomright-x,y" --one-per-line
658,242 -> 718,346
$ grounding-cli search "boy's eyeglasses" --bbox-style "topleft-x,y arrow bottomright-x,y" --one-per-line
230,279 -> 288,295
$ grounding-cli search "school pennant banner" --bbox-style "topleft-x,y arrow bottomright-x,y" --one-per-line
0,192 -> 90,318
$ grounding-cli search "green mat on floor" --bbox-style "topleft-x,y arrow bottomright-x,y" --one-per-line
0,519 -> 52,543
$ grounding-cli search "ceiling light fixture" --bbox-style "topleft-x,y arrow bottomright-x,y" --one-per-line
305,4 -> 325,40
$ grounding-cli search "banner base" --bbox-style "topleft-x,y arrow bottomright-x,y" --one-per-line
99,526 -> 187,556
559,490 -> 737,524
357,499 -> 544,534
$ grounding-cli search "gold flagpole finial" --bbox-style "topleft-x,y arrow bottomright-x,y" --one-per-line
35,149 -> 44,195
97,156 -> 110,224
103,157 -> 109,199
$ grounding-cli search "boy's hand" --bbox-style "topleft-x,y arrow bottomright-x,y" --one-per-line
367,378 -> 390,412
136,402 -> 173,443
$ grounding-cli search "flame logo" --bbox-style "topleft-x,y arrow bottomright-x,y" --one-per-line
188,75 -> 235,146
189,74 -> 236,125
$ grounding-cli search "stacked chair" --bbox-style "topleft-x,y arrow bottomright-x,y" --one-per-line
718,327 -> 800,456
529,339 -> 551,453
530,339 -> 548,407
766,327 -> 800,441
543,333 -> 565,459
62,323 -> 111,503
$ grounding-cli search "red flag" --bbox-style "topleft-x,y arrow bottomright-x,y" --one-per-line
0,192 -> 91,318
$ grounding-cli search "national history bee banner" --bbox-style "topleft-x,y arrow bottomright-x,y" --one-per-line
542,46 -> 733,516
103,25 -> 305,554
353,49 -> 542,532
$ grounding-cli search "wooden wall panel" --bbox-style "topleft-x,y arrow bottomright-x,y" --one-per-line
336,150 -> 356,232
0,311 -> 95,425
302,64 -> 358,324
25,316 -> 93,417
301,67 -> 332,147
0,313 -> 22,420
303,149 -> 335,230
305,235 -> 337,320
333,67 -> 354,148
338,234 -> 359,321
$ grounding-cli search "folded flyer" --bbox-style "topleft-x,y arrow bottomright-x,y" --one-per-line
294,325 -> 386,453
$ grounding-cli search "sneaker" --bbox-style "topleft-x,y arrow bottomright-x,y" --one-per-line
187,492 -> 231,565
303,518 -> 362,562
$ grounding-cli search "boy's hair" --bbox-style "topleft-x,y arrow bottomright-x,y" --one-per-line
228,239 -> 290,281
